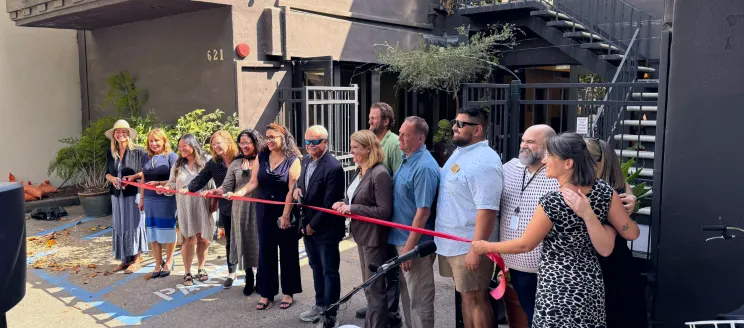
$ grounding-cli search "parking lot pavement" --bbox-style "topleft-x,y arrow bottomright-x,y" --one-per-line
8,206 -> 470,328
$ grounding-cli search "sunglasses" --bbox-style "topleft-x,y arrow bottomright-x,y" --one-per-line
265,135 -> 281,141
305,139 -> 325,146
453,120 -> 479,129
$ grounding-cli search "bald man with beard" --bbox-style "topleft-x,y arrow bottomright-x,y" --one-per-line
498,125 -> 558,328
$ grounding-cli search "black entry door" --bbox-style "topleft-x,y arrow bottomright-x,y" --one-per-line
293,56 -> 334,87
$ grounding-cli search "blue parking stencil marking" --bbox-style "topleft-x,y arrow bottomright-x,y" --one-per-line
33,263 -> 234,325
82,228 -> 113,240
31,217 -> 98,236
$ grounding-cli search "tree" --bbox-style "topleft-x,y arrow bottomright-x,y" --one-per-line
102,71 -> 148,118
375,24 -> 519,110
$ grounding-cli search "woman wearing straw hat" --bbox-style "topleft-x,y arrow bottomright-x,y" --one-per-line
104,119 -> 150,274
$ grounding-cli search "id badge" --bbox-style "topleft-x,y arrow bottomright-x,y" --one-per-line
509,215 -> 520,230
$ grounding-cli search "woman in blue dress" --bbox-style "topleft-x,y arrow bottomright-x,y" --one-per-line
140,128 -> 179,278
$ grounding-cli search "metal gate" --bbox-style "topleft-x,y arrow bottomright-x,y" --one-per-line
276,85 -> 360,185
463,81 -> 656,160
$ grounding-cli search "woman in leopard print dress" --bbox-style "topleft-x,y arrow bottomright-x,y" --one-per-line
472,133 -> 638,327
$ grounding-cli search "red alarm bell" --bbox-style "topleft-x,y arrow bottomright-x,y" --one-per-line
236,43 -> 250,59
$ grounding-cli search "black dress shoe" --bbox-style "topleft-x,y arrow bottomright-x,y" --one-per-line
243,271 -> 255,296
223,277 -> 234,289
355,307 -> 367,319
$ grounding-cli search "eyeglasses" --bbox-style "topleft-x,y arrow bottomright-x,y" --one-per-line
453,120 -> 479,129
265,135 -> 281,141
305,139 -> 325,146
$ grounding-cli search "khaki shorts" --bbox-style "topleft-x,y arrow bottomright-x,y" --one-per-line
438,254 -> 495,293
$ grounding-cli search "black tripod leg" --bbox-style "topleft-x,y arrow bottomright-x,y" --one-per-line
455,291 -> 464,328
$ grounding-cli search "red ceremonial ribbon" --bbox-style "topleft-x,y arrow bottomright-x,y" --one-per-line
122,180 -> 508,299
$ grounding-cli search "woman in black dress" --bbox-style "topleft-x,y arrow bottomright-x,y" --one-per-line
472,133 -> 639,328
586,138 -> 648,328
226,123 -> 302,311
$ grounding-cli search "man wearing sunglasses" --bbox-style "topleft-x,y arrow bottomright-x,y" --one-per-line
294,125 -> 346,327
436,106 -> 503,328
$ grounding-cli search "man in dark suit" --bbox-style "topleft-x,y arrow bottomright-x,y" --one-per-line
294,125 -> 346,328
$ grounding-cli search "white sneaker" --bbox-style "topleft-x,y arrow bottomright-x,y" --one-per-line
315,321 -> 339,328
300,305 -> 325,322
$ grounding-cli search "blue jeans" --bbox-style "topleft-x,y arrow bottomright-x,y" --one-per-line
304,236 -> 341,317
510,269 -> 538,327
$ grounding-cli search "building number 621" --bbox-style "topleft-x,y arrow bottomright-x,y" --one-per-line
207,49 -> 224,61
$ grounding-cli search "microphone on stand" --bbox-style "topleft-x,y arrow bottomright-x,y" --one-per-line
377,240 -> 437,273
313,241 -> 438,328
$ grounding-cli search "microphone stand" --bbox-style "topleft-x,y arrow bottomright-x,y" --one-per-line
314,261 -> 401,328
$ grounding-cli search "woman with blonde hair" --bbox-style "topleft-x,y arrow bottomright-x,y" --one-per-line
331,129 -> 393,328
585,137 -> 647,328
136,128 -> 179,278
225,123 -> 303,310
180,130 -> 239,286
104,119 -> 149,274
158,134 -> 215,286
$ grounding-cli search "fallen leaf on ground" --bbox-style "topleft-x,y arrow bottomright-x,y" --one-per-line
46,239 -> 57,247
90,227 -> 97,231
87,264 -> 96,269
48,263 -> 57,267
28,237 -> 38,241
143,275 -> 152,281
90,273 -> 98,278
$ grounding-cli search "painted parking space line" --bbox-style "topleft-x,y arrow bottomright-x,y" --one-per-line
82,228 -> 113,240
29,229 -> 359,325
34,270 -> 137,325
31,217 -> 99,236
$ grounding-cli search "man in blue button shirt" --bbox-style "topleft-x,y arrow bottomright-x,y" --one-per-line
388,116 -> 440,328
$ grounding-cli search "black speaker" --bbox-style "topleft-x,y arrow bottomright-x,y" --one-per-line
0,182 -> 27,327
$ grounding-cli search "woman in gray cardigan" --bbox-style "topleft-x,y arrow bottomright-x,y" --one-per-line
332,129 -> 393,328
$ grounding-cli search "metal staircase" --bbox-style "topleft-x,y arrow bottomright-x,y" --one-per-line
457,0 -> 658,81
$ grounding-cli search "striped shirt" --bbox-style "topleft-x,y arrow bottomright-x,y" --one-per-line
498,158 -> 559,273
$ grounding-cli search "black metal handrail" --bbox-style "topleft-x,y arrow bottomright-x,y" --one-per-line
456,0 -> 655,59
592,28 -> 640,140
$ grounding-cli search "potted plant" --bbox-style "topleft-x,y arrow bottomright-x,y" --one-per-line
432,119 -> 456,167
49,117 -> 116,217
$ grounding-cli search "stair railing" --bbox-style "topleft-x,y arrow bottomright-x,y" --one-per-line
456,0 -> 654,59
591,28 -> 640,140
539,0 -> 653,59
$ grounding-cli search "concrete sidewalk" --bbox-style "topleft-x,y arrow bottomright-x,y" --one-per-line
7,205 -> 478,328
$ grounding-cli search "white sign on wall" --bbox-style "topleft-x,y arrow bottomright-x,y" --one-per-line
576,117 -> 589,135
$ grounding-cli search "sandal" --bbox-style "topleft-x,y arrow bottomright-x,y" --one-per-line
159,260 -> 172,278
279,296 -> 294,310
151,260 -> 164,279
112,262 -> 129,272
256,298 -> 274,310
183,273 -> 194,286
196,268 -> 209,282
124,260 -> 142,274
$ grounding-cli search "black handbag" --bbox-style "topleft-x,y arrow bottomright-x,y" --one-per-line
277,196 -> 305,240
